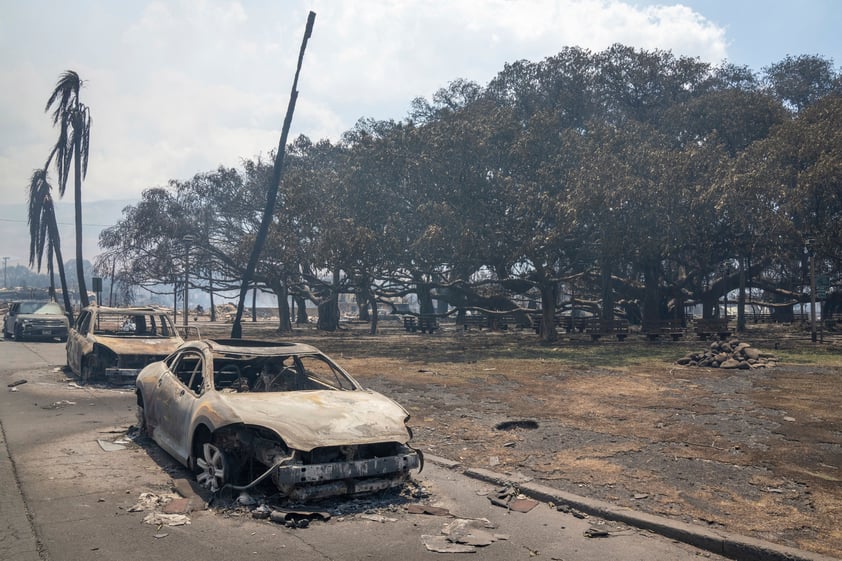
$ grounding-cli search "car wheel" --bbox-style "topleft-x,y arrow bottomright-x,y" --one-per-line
81,356 -> 100,383
136,404 -> 149,437
196,442 -> 232,493
14,324 -> 24,341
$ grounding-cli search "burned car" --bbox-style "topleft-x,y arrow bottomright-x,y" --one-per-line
3,300 -> 69,341
135,339 -> 422,501
66,306 -> 184,383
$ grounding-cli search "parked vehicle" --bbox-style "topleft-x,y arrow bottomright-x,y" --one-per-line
3,300 -> 69,342
136,338 -> 422,500
66,306 -> 184,383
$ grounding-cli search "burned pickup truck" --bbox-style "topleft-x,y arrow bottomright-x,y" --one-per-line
135,339 -> 422,501
66,306 -> 184,383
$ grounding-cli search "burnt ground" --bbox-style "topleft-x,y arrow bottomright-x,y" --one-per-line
199,319 -> 842,558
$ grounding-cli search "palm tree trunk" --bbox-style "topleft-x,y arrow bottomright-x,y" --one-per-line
231,12 -> 315,338
47,208 -> 74,322
74,140 -> 89,307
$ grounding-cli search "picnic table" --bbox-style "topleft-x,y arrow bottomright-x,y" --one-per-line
694,318 -> 732,340
642,319 -> 686,341
583,318 -> 630,341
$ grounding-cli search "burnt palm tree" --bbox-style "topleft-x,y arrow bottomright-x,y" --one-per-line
28,169 -> 74,321
45,70 -> 91,307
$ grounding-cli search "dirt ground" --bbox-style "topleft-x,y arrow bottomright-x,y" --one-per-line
202,319 -> 842,557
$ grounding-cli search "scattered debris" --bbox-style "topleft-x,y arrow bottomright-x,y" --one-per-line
252,505 -> 272,519
129,492 -> 182,513
130,491 -> 192,526
495,420 -> 539,431
508,498 -> 539,513
557,504 -> 589,519
97,438 -> 129,452
584,527 -> 611,538
423,517 -> 507,553
42,400 -> 76,409
142,513 -> 190,526
268,507 -> 331,527
359,513 -> 398,523
442,518 -> 498,547
421,535 -> 477,554
236,491 -> 257,507
677,339 -> 777,368
7,379 -> 27,387
162,498 -> 192,515
487,486 -> 539,512
406,504 -> 452,517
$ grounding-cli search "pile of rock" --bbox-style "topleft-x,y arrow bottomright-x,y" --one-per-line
677,339 -> 777,369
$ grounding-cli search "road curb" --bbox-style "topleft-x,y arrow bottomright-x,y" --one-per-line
424,455 -> 839,561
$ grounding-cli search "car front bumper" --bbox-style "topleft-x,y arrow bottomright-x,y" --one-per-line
273,451 -> 422,501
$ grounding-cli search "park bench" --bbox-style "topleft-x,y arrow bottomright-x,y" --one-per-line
462,313 -> 528,331
530,313 -> 562,334
642,319 -> 686,341
403,315 -> 439,334
563,316 -> 588,333
461,314 -> 489,330
694,318 -> 732,340
584,318 -> 630,341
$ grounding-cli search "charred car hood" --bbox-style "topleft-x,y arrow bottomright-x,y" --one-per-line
94,336 -> 183,354
17,313 -> 67,323
215,390 -> 411,451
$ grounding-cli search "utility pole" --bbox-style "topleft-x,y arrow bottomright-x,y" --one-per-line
2,256 -> 8,289
806,238 -> 817,343
183,235 -> 194,330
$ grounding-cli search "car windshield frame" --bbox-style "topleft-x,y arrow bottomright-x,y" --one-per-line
31,302 -> 65,315
92,311 -> 179,338
18,302 -> 50,314
210,350 -> 360,393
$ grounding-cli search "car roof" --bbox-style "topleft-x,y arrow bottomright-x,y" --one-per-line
187,338 -> 322,356
86,305 -> 170,315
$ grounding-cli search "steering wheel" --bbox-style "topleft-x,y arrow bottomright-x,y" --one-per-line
219,364 -> 246,392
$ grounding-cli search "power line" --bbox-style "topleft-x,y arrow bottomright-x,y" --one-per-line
0,217 -> 114,227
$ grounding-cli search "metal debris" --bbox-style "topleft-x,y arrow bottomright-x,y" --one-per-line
584,527 -> 611,538
421,535 -> 477,554
7,379 -> 27,387
423,517 -> 506,553
508,498 -> 539,513
97,439 -> 128,452
488,486 -> 539,512
405,504 -> 452,517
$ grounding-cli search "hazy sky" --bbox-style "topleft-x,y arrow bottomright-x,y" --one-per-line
0,0 -> 840,265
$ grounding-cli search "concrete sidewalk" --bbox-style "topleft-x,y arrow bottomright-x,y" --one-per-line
426,454 -> 840,561
0,417 -> 42,561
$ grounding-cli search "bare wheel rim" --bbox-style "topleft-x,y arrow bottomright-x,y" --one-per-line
196,443 -> 228,492
135,406 -> 148,436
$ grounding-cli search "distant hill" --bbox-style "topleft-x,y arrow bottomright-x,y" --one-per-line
0,199 -> 136,269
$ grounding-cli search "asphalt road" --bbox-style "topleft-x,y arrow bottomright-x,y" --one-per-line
0,338 -> 733,561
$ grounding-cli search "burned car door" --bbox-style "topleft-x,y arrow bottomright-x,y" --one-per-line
148,349 -> 205,463
66,310 -> 92,373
